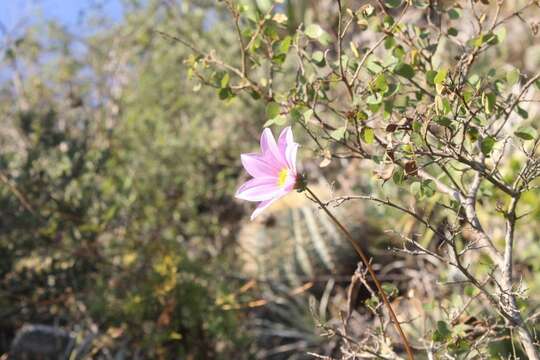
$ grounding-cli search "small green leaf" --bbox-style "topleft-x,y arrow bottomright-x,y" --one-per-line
384,0 -> 402,8
218,87 -> 233,100
494,26 -> 506,43
410,181 -> 421,195
366,57 -> 384,74
434,68 -> 447,84
516,106 -> 528,119
448,8 -> 460,19
435,116 -> 452,127
303,109 -> 313,122
483,92 -> 496,114
361,127 -> 374,144
447,27 -> 458,37
266,102 -> 280,119
272,53 -> 286,64
515,127 -> 537,141
356,111 -> 368,121
467,127 -> 479,141
384,36 -> 396,49
506,68 -> 520,86
382,283 -> 398,296
278,36 -> 292,54
394,62 -> 415,79
393,168 -> 405,184
426,70 -> 437,85
433,321 -> 452,342
434,68 -> 448,94
305,24 -> 326,40
392,46 -> 405,59
366,93 -> 382,105
312,51 -> 326,66
481,136 -> 496,156
220,72 -> 230,88
374,74 -> 389,92
273,115 -> 287,126
421,180 -> 436,197
330,126 -> 347,140
435,96 -> 452,115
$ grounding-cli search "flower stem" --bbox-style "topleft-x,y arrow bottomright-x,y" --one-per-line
305,186 -> 415,360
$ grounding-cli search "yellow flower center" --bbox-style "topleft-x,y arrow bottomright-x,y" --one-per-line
277,168 -> 289,187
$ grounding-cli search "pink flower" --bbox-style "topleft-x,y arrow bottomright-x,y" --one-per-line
236,126 -> 299,220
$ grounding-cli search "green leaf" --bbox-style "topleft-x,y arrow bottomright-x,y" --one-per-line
467,127 -> 479,142
421,180 -> 436,197
305,24 -> 327,41
392,46 -> 405,59
434,68 -> 448,94
366,93 -> 382,105
303,109 -> 313,122
384,0 -> 402,8
506,68 -> 520,86
312,51 -> 326,66
426,70 -> 437,85
393,168 -> 405,184
433,321 -> 452,342
218,87 -> 233,100
448,8 -> 460,19
434,68 -> 447,84
515,127 -> 537,141
374,74 -> 389,92
435,116 -> 452,127
289,107 -> 302,122
483,92 -> 496,114
330,126 -> 347,140
435,96 -> 451,115
366,57 -> 384,74
384,83 -> 400,97
278,36 -> 292,54
516,106 -> 528,119
494,26 -> 507,43
220,72 -> 230,88
382,283 -> 398,296
394,62 -> 415,79
272,53 -> 286,65
273,115 -> 287,126
264,114 -> 286,127
447,27 -> 458,37
361,127 -> 374,144
384,36 -> 396,49
266,102 -> 280,119
356,111 -> 368,121
481,136 -> 496,156
410,181 -> 421,195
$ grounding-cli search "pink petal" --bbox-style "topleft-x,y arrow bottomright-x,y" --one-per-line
250,198 -> 276,220
235,177 -> 281,201
285,142 -> 298,173
277,126 -> 294,154
260,128 -> 286,167
250,192 -> 287,220
241,153 -> 280,178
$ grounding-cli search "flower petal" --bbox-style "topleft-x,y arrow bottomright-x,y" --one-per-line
277,126 -> 294,154
250,192 -> 287,220
241,153 -> 280,178
260,128 -> 286,167
285,142 -> 298,173
235,177 -> 281,201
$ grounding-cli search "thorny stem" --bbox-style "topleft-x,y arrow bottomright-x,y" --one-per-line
305,186 -> 415,360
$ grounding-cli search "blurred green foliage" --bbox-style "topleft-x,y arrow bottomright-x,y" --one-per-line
0,0 -> 267,357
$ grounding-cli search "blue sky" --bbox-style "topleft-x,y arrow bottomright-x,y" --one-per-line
0,0 -> 123,35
